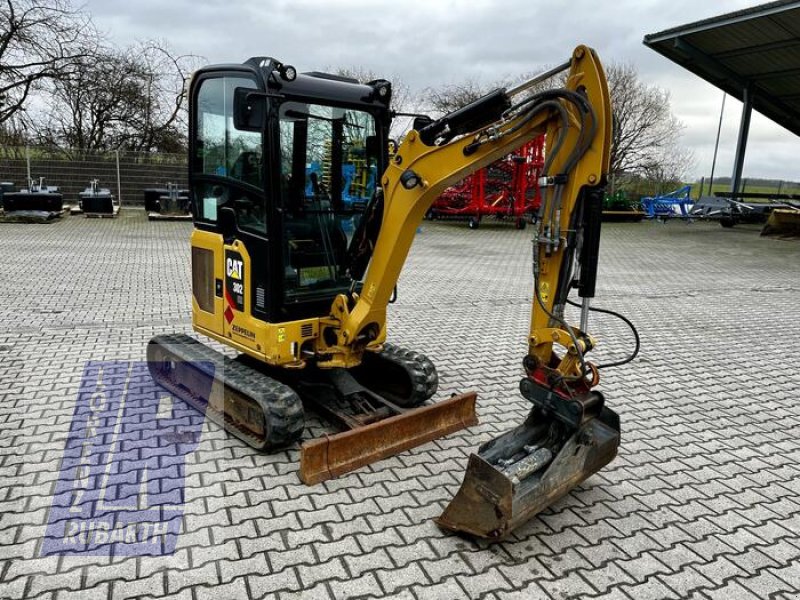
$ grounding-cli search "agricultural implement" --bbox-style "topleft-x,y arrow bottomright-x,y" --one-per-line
146,183 -> 192,221
640,185 -> 693,219
428,137 -> 544,229
76,180 -> 118,218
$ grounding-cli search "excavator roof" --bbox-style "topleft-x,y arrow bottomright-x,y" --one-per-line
193,59 -> 392,110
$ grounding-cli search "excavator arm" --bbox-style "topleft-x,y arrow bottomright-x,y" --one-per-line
321,46 -> 611,382
300,46 -> 615,492
323,45 -> 616,539
433,48 -> 617,539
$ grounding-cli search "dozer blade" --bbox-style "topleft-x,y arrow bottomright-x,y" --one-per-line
761,208 -> 800,237
299,392 -> 477,485
436,406 -> 619,539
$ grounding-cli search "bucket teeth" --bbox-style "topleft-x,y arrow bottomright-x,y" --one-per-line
437,407 -> 620,539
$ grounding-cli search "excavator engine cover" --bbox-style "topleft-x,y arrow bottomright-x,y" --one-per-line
437,387 -> 620,539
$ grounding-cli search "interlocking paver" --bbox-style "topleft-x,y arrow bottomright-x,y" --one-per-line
52,583 -> 110,600
386,538 -> 438,568
419,553 -> 474,583
248,569 -> 301,597
619,578 -> 680,600
576,561 -> 636,594
328,572 -> 383,599
0,212 -> 799,599
296,557 -> 349,589
691,555 -> 747,585
110,572 -> 166,600
165,561 -> 219,595
538,572 -> 598,598
195,577 -> 249,600
344,547 -> 395,577
703,579 -> 762,600
407,578 -> 471,600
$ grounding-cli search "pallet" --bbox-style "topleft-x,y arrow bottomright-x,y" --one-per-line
83,205 -> 120,219
0,209 -> 64,224
148,212 -> 192,222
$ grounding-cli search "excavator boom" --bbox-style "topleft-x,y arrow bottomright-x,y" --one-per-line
324,47 -> 611,366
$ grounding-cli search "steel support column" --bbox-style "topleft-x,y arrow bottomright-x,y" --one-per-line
730,85 -> 753,195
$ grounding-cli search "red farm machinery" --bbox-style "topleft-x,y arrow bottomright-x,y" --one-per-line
427,136 -> 545,229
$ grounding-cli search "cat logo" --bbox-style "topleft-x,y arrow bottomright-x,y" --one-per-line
226,257 -> 243,281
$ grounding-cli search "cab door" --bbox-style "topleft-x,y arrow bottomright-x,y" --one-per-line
190,70 -> 269,353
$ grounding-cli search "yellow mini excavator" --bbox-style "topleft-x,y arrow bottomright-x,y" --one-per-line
149,45 -> 621,538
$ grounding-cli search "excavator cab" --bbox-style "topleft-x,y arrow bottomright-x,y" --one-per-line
189,60 -> 390,324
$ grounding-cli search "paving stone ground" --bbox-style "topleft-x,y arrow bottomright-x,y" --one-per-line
1,209 -> 799,600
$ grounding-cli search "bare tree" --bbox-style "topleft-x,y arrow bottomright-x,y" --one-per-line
0,0 -> 93,126
333,66 -> 412,139
124,41 -> 199,152
33,41 -> 197,152
35,45 -> 142,151
606,63 -> 686,184
423,78 -> 495,116
641,145 -> 696,194
0,113 -> 26,147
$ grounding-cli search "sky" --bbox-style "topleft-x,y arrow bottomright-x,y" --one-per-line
84,0 -> 800,183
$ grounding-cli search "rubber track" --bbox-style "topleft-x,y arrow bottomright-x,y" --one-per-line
147,334 -> 304,450
359,342 -> 439,407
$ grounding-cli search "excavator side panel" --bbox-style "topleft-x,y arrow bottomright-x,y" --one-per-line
191,230 -> 321,366
191,229 -> 225,335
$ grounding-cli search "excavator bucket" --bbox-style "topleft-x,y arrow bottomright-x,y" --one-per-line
437,405 -> 619,539
299,392 -> 478,484
761,208 -> 800,237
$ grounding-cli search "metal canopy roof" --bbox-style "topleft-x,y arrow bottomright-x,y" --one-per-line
643,1 -> 800,138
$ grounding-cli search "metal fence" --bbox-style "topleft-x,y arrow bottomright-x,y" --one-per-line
0,146 -> 188,206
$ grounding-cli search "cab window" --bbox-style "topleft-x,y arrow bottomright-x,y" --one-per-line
278,101 -> 379,301
194,75 -> 265,233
